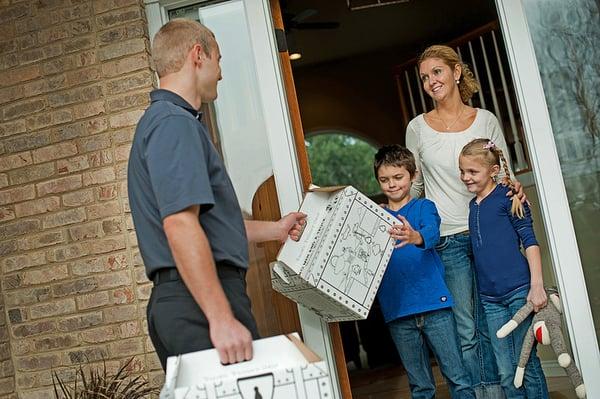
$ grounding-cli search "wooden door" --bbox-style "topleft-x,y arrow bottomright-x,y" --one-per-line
266,1 -> 353,397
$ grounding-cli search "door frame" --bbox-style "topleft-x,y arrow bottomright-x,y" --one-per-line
496,1 -> 600,395
144,1 -> 345,397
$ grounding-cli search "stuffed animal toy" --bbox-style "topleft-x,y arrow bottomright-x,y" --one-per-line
496,287 -> 586,398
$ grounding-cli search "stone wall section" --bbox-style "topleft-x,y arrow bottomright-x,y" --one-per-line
0,1 -> 161,397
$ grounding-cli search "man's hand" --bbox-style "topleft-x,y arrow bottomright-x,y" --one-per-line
527,284 -> 548,313
504,179 -> 528,205
210,316 -> 253,364
276,212 -> 307,242
389,215 -> 423,248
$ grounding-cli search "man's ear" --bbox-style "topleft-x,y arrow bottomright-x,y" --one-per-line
190,44 -> 205,66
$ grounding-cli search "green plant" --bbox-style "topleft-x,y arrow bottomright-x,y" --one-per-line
305,132 -> 381,196
52,358 -> 159,398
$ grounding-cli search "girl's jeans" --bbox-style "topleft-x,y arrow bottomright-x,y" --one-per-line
437,232 -> 505,399
482,289 -> 549,398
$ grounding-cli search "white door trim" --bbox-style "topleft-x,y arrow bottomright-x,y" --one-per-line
495,1 -> 600,395
242,3 -> 343,397
145,1 -> 343,397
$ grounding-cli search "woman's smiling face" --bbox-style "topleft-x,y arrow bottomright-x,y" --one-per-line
419,57 -> 460,102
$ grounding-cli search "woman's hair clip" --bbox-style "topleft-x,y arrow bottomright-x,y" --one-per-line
483,140 -> 496,150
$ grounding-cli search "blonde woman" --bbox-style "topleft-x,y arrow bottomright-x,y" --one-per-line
406,45 -> 525,399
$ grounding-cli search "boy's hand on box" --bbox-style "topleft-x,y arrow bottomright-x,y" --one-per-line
389,215 -> 423,248
278,212 -> 307,242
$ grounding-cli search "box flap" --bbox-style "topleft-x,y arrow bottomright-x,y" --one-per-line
270,261 -> 290,284
307,184 -> 347,193
286,334 -> 321,363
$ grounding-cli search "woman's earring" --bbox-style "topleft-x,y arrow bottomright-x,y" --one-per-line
455,79 -> 460,84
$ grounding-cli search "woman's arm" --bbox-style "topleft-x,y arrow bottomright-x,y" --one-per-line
487,113 -> 529,203
405,122 -> 424,198
487,113 -> 514,179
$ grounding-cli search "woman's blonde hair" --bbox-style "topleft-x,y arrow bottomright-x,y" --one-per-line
460,138 -> 524,218
152,19 -> 215,78
418,45 -> 480,104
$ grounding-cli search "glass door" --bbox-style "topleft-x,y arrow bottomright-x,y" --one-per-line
496,0 -> 600,396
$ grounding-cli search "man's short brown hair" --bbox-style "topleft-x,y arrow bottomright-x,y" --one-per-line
152,19 -> 215,78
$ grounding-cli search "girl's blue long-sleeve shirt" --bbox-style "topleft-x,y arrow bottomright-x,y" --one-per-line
469,184 -> 538,302
377,198 -> 453,323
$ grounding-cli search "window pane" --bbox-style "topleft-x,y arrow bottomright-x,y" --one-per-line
306,133 -> 380,196
523,0 -> 600,345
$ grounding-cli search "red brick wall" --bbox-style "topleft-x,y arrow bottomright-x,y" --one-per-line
0,1 -> 160,397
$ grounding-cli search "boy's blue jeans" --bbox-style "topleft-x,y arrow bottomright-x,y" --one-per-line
437,232 -> 505,399
482,289 -> 549,398
388,308 -> 475,399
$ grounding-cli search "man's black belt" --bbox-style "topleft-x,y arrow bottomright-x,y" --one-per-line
152,262 -> 246,285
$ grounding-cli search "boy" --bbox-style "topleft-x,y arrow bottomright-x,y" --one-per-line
375,145 -> 474,399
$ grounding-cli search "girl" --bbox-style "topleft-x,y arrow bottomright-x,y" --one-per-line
459,138 -> 549,398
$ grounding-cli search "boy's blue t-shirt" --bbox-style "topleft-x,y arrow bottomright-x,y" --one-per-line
469,184 -> 538,302
377,198 -> 453,323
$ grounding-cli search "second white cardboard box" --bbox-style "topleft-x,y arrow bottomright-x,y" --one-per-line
160,334 -> 331,399
271,186 -> 397,322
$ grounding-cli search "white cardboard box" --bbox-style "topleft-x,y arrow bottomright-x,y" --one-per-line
271,186 -> 397,322
160,334 -> 331,399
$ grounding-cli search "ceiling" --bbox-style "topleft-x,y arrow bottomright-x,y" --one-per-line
282,0 -> 498,67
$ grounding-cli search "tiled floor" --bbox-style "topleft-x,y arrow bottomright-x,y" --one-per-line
350,364 -> 578,398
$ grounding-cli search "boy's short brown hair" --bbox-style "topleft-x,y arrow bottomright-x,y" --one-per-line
152,19 -> 215,78
374,145 -> 417,178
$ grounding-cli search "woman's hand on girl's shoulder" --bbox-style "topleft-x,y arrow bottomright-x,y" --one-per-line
505,179 -> 529,205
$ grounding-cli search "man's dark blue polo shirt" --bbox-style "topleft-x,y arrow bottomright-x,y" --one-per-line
127,89 -> 248,278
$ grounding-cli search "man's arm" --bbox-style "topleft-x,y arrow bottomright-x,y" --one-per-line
163,205 -> 252,364
244,212 -> 306,244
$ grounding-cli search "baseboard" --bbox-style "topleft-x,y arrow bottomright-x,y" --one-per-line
541,360 -> 567,377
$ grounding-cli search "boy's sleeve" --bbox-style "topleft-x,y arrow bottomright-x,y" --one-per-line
509,200 -> 539,249
405,122 -> 424,198
416,199 -> 441,250
145,116 -> 215,220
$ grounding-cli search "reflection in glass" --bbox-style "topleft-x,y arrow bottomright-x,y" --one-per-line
523,0 -> 600,345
